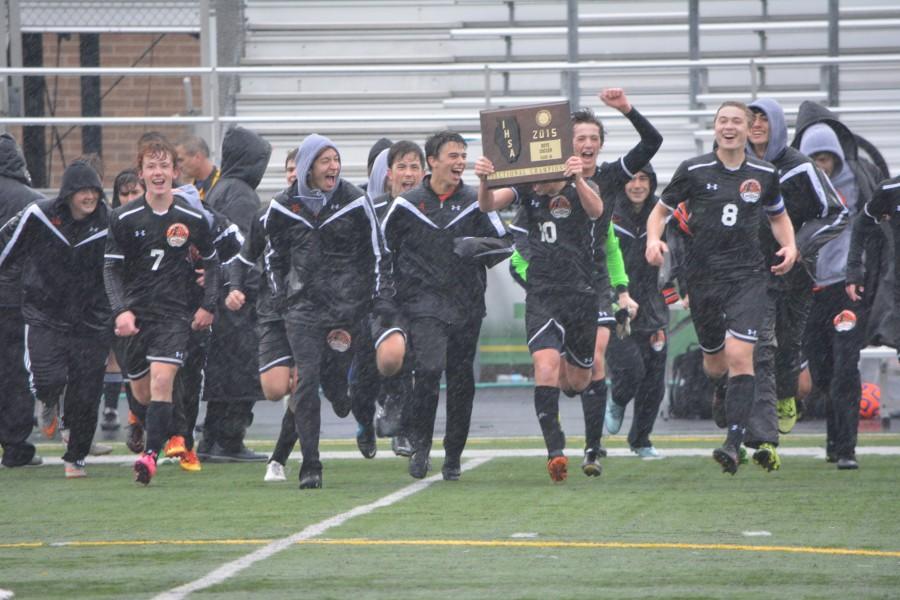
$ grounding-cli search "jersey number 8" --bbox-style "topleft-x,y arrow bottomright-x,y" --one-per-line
540,221 -> 557,243
721,203 -> 738,227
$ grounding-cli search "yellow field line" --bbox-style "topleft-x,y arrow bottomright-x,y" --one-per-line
4,538 -> 898,558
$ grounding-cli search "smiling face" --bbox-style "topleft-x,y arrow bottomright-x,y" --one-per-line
714,105 -> 751,152
427,141 -> 467,191
749,110 -> 770,149
573,122 -> 602,174
388,151 -> 424,197
308,147 -> 340,193
69,188 -> 100,220
624,171 -> 651,206
139,150 -> 178,200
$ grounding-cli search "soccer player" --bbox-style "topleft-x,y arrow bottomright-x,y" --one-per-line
0,160 -> 108,477
646,101 -> 798,475
384,131 -> 508,481
104,134 -> 220,485
740,98 -> 848,471
573,89 -> 662,473
475,149 -> 603,482
264,133 -> 392,489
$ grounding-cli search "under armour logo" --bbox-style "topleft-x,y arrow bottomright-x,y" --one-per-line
134,230 -> 146,237
747,329 -> 757,337
531,200 -> 541,207
706,183 -> 718,191
450,204 -> 461,212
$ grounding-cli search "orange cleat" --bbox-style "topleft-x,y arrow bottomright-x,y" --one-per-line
547,455 -> 568,483
164,435 -> 187,459
179,449 -> 202,472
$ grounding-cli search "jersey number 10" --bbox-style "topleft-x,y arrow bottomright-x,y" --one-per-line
540,221 -> 557,243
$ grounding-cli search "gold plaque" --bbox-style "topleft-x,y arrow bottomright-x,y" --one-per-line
479,101 -> 573,188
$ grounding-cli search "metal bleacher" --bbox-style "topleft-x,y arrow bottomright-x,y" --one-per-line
237,0 -> 900,196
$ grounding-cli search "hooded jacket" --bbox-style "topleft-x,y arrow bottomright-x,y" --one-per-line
367,148 -> 390,201
747,98 -> 847,289
611,164 -> 667,333
264,134 -> 393,327
206,126 -> 272,236
0,134 -> 46,308
0,161 -> 110,333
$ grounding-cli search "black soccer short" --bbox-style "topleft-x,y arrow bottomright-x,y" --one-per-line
688,275 -> 767,354
24,324 -> 109,393
121,318 -> 190,379
257,319 -> 294,373
525,290 -> 598,368
593,275 -> 616,328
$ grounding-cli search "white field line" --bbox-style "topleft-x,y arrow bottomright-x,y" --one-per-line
152,456 -> 493,600
36,446 -> 900,466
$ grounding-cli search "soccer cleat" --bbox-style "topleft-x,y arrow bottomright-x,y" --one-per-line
299,469 -> 323,489
752,443 -> 781,472
632,446 -> 663,459
408,450 -> 431,479
133,452 -> 157,486
64,460 -> 87,479
39,402 -> 59,438
179,450 -> 202,472
100,407 -> 120,431
164,435 -> 187,459
711,384 -> 727,429
126,422 -> 145,454
712,445 -> 740,475
547,454 -> 568,483
776,397 -> 798,434
374,399 -> 403,438
604,401 -> 626,435
580,449 -> 602,477
391,435 -> 413,457
837,456 -> 859,470
442,456 -> 461,481
738,446 -> 749,465
264,461 -> 287,482
355,422 -> 377,459
90,443 -> 113,456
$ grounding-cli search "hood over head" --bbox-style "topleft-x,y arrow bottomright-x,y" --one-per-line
747,97 -> 788,163
799,123 -> 846,176
59,160 -> 105,203
367,148 -> 390,201
0,133 -> 33,185
220,126 -> 272,190
791,101 -> 858,161
636,162 -> 658,199
173,183 -> 214,228
296,134 -> 341,211
367,137 -> 393,173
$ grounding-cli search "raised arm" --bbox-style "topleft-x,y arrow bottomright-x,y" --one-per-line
474,156 -> 517,212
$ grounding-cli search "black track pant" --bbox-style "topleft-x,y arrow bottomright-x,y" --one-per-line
606,330 -> 667,449
803,283 -> 865,460
0,309 -> 36,466
24,324 -> 109,463
406,315 -> 482,461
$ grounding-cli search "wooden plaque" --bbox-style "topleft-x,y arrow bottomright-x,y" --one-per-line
479,101 -> 572,188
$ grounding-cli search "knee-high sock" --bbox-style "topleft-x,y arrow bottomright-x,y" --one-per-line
580,379 -> 607,450
725,374 -> 755,447
145,401 -> 174,457
534,385 -> 565,455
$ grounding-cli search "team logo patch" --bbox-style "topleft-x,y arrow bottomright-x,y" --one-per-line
327,329 -> 352,352
739,179 -> 762,203
166,223 -> 190,248
549,195 -> 572,218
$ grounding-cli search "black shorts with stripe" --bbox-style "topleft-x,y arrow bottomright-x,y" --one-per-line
687,274 -> 767,354
121,318 -> 190,379
525,290 -> 598,368
257,319 -> 294,373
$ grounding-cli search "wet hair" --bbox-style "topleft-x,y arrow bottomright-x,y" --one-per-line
285,147 -> 298,170
388,140 -> 425,169
571,108 -> 606,145
176,135 -> 210,158
424,131 -> 466,164
112,168 -> 143,208
136,132 -> 178,170
715,101 -> 754,125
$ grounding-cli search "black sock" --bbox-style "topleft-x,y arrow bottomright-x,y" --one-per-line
724,374 -> 755,447
534,386 -> 565,455
128,388 -> 147,425
581,379 -> 607,450
145,401 -> 174,457
103,381 -> 122,410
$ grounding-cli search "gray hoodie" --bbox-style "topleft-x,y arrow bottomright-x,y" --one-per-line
296,133 -> 340,215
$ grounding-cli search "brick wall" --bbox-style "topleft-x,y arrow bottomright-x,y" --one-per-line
11,32 -> 202,190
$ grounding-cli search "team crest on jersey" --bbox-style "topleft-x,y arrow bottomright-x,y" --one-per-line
739,179 -> 762,203
166,223 -> 190,247
549,195 -> 572,218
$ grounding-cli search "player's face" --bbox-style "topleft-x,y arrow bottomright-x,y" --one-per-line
308,148 -> 340,192
714,106 -> 750,151
573,122 -> 602,172
285,159 -> 297,186
388,152 -> 424,196
428,142 -> 467,188
812,152 -> 837,177
119,184 -> 143,205
69,188 -> 100,220
140,151 -> 178,198
749,111 -> 769,146
624,172 -> 651,205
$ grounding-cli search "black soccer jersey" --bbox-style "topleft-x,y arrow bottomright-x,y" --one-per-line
105,196 -> 218,322
660,152 -> 784,282
509,183 -> 597,293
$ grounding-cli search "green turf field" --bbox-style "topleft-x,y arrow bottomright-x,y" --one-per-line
2,437 -> 899,599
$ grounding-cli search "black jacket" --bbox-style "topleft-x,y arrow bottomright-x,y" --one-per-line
611,166 -> 668,333
383,176 -> 507,325
265,178 -> 391,328
0,134 -> 45,308
228,203 -> 285,324
0,161 -> 110,333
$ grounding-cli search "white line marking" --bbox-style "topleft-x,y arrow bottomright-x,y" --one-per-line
0,589 -> 14,600
153,457 -> 492,599
742,531 -> 773,537
511,532 -> 539,538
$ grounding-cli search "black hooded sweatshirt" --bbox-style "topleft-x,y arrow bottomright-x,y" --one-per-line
0,161 -> 111,333
0,134 -> 45,308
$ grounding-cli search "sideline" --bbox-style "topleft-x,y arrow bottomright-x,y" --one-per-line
151,457 -> 493,600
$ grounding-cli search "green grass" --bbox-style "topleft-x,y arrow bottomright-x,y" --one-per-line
2,450 -> 899,599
